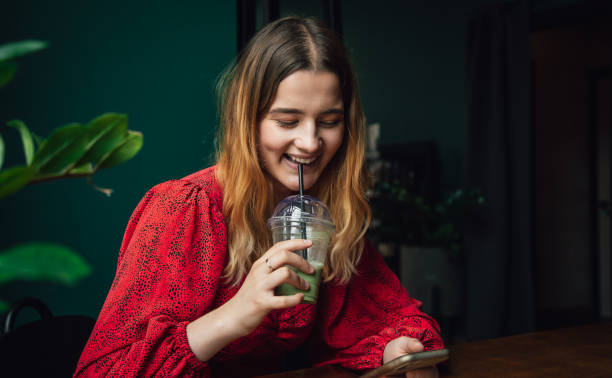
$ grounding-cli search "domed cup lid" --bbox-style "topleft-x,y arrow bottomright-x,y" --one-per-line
267,195 -> 335,230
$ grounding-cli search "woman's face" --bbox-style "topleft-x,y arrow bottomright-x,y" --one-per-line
258,70 -> 345,199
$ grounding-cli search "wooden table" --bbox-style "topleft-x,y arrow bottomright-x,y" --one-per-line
443,321 -> 612,377
257,322 -> 612,377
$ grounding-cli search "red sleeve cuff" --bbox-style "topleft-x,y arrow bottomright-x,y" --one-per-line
176,321 -> 210,373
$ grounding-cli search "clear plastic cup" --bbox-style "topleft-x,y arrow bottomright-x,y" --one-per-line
267,195 -> 335,304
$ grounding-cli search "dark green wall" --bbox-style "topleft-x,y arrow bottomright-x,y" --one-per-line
0,1 -> 236,319
342,1 -> 489,190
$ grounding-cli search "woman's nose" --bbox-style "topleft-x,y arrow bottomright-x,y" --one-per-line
294,124 -> 320,152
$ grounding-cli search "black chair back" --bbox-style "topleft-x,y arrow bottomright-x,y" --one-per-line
0,298 -> 94,377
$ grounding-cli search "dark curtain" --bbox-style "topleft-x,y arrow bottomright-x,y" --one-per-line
464,0 -> 535,340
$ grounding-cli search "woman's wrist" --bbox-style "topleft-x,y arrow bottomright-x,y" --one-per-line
186,302 -> 245,362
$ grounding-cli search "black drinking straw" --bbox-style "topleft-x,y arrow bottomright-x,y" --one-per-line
298,164 -> 307,260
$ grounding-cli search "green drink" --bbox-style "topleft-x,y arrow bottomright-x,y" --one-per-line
267,195 -> 335,304
275,261 -> 324,304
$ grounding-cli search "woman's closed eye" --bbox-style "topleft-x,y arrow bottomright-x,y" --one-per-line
318,119 -> 343,128
275,119 -> 299,127
273,118 -> 343,128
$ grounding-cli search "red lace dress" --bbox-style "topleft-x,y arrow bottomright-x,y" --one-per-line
74,166 -> 444,377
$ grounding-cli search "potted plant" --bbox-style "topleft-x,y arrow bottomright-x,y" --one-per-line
368,179 -> 483,319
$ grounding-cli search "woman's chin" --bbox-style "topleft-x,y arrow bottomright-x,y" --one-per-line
273,175 -> 318,198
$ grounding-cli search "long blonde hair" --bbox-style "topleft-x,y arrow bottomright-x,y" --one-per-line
216,17 -> 371,285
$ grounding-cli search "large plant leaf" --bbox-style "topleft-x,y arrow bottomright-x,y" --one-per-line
0,132 -> 4,171
0,60 -> 17,88
32,123 -> 80,168
0,165 -> 36,199
0,242 -> 91,285
76,113 -> 128,168
0,40 -> 48,62
7,119 -> 35,165
98,130 -> 143,170
32,123 -> 89,174
40,131 -> 89,175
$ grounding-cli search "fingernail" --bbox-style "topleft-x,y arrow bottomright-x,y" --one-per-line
303,280 -> 310,289
304,239 -> 312,245
309,264 -> 315,273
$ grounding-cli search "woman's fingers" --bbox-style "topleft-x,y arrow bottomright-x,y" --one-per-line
264,239 -> 312,259
236,239 -> 315,316
227,239 -> 317,335
268,293 -> 304,309
260,239 -> 314,275
269,266 -> 310,291
383,337 -> 424,364
401,338 -> 425,354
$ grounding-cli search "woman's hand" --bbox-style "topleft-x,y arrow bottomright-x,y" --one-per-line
383,336 -> 439,378
226,238 -> 314,337
187,239 -> 313,361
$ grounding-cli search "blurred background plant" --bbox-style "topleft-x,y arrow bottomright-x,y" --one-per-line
368,179 -> 485,260
0,40 -> 143,312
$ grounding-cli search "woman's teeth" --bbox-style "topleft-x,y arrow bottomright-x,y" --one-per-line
285,154 -> 315,165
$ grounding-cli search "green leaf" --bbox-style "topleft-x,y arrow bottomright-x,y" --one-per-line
31,132 -> 45,148
41,134 -> 90,175
0,60 -> 17,88
69,163 -> 94,175
32,123 -> 80,168
0,165 -> 36,199
32,123 -> 89,174
0,132 -> 4,171
0,242 -> 91,285
7,119 -> 35,165
98,130 -> 143,170
0,40 -> 48,62
77,113 -> 128,168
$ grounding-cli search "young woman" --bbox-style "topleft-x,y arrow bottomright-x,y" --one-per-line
75,17 -> 443,377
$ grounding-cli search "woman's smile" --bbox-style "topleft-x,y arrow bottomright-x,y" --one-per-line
284,154 -> 318,165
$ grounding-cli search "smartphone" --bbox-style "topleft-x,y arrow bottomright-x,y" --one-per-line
359,348 -> 449,378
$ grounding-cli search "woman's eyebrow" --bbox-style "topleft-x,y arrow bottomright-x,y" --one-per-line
321,108 -> 344,115
269,108 -> 303,114
268,108 -> 344,115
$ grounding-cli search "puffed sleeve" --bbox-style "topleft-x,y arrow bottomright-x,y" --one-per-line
74,179 -> 227,377
312,239 -> 444,371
